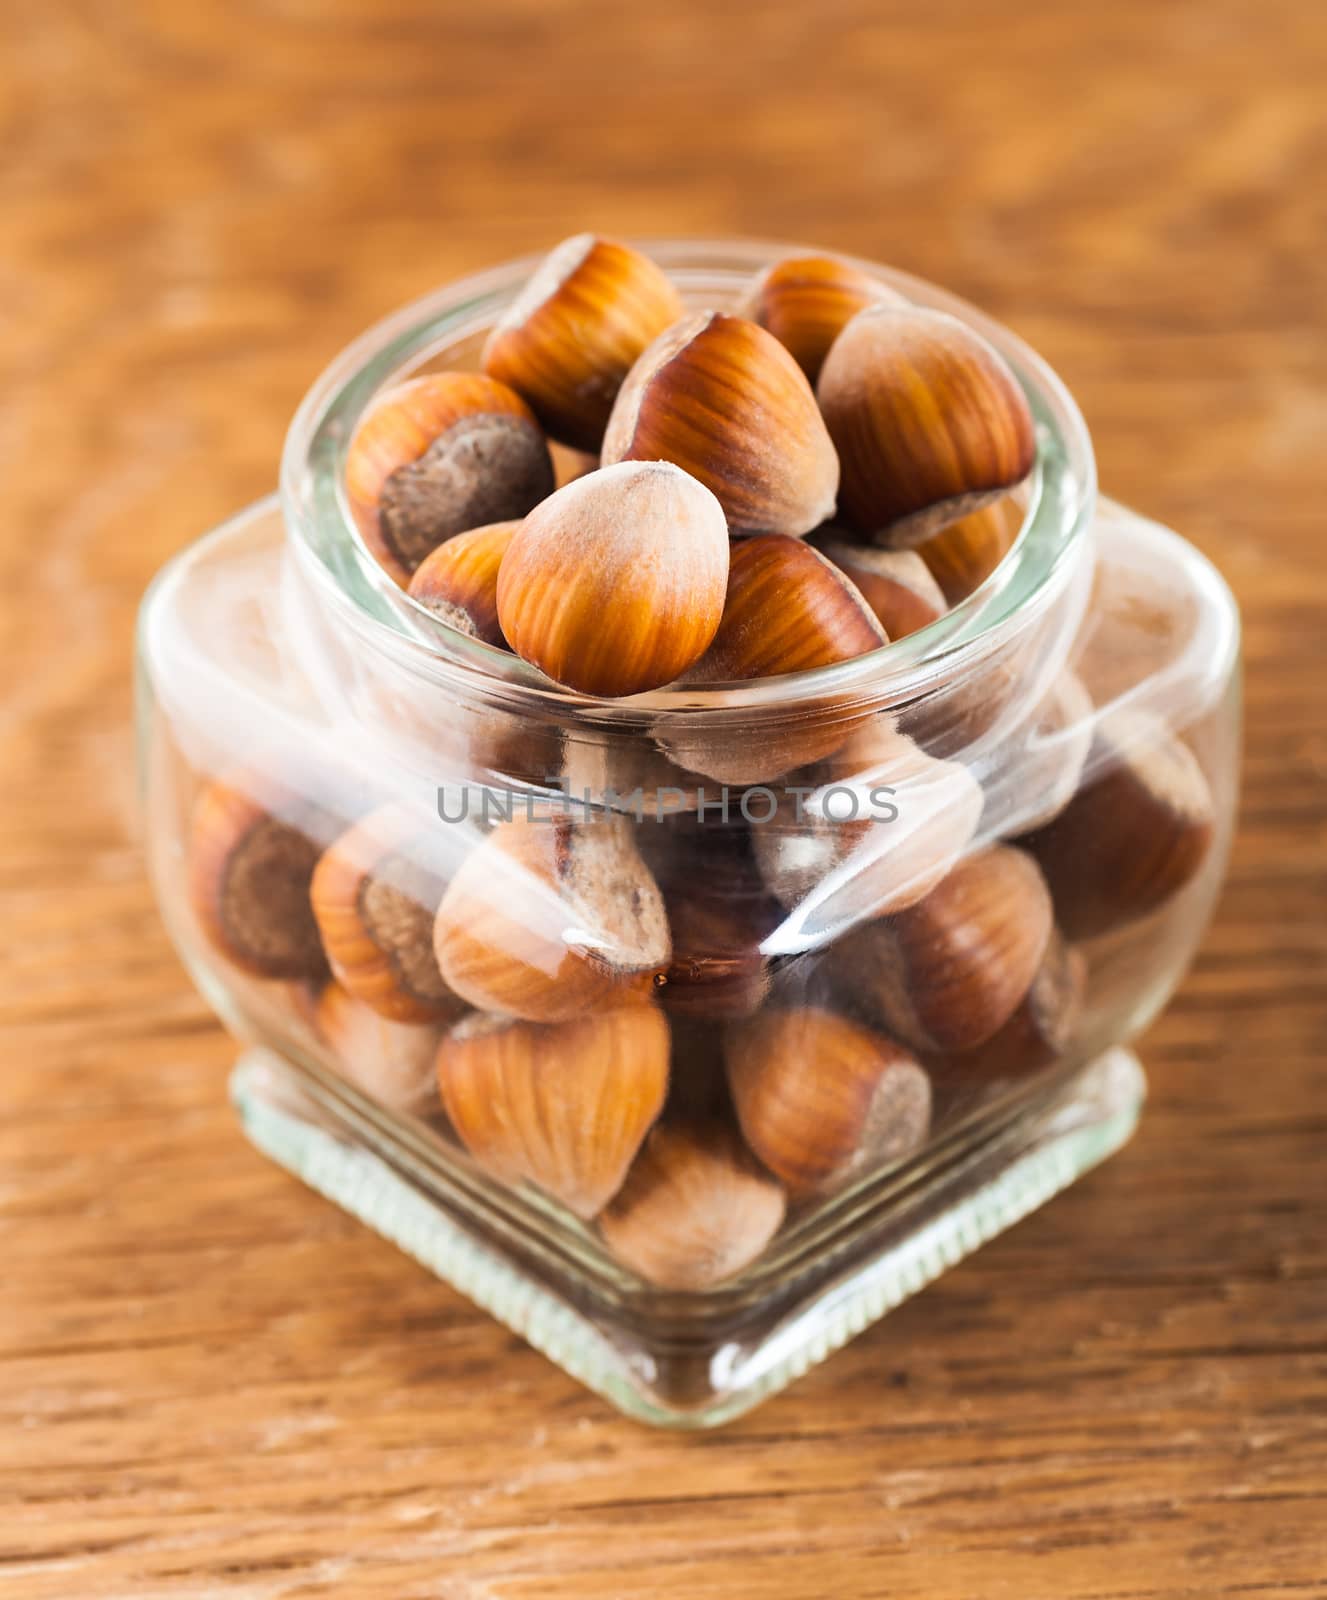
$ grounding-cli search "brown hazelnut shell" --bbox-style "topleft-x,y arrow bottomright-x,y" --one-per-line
1022,714 -> 1216,940
310,806 -> 466,1025
726,1006 -> 932,1196
603,311 -> 840,538
736,254 -> 907,385
599,1120 -> 786,1289
483,234 -> 685,451
949,930 -> 1086,1080
496,461 -> 730,698
436,1004 -> 670,1219
345,373 -> 554,585
808,532 -> 948,640
832,845 -> 1055,1054
407,520 -> 521,648
818,306 -> 1035,547
657,535 -> 887,787
918,495 -> 1022,605
314,980 -> 444,1114
187,778 -> 328,982
432,814 -> 670,1023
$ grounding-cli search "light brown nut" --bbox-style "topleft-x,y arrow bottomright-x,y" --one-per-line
726,1005 -> 931,1196
832,845 -> 1054,1054
1022,713 -> 1216,939
483,235 -> 685,451
736,253 -> 906,385
818,306 -> 1035,547
496,461 -> 730,697
809,532 -> 948,639
599,1120 -> 786,1289
187,778 -> 328,981
345,373 -> 554,584
314,981 -> 444,1114
603,310 -> 839,537
432,813 -> 670,1023
407,520 -> 521,648
436,1004 -> 670,1219
311,806 -> 466,1024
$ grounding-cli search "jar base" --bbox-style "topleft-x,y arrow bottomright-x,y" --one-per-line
230,1046 -> 1145,1428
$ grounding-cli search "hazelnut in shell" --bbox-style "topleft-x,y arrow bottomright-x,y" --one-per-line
602,310 -> 839,538
483,234 -> 685,451
726,1006 -> 932,1196
436,1004 -> 670,1219
918,495 -> 1022,605
1023,713 -> 1216,940
818,306 -> 1036,547
659,534 -> 887,786
737,253 -> 906,385
832,845 -> 1054,1054
345,373 -> 554,585
187,778 -> 328,981
311,806 -> 466,1025
599,1120 -> 786,1289
407,520 -> 521,648
496,460 -> 730,698
432,813 -> 670,1023
808,531 -> 948,640
950,930 -> 1086,1080
660,880 -> 780,1022
687,533 -> 887,685
314,980 -> 443,1115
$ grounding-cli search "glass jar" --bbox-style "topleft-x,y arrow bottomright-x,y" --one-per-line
137,242 -> 1240,1427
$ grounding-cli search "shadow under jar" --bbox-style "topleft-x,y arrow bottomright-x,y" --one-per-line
137,240 -> 1241,1428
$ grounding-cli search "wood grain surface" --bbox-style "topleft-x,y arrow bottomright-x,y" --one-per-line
2,1 -> 1325,1594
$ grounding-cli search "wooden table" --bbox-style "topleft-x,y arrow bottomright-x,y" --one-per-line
4,2 -> 1325,1593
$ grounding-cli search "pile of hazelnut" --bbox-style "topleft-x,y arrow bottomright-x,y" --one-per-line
186,237 -> 1216,1293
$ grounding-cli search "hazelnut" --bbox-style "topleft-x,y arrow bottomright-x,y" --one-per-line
832,845 -> 1054,1054
602,311 -> 839,537
496,460 -> 730,697
808,531 -> 948,639
310,806 -> 466,1024
752,718 -> 983,938
598,1120 -> 786,1289
187,778 -> 328,981
658,534 -> 887,786
406,520 -> 521,648
345,373 -> 554,584
483,234 -> 685,451
432,813 -> 670,1023
687,534 -> 887,684
436,1004 -> 670,1219
1022,713 -> 1216,939
726,1006 -> 932,1196
918,495 -> 1022,605
950,930 -> 1086,1080
818,306 -> 1036,547
314,980 -> 443,1114
736,253 -> 906,385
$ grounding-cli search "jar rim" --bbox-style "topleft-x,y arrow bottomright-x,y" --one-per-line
279,238 -> 1097,719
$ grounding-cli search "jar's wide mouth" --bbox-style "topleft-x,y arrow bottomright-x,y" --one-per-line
280,239 -> 1097,718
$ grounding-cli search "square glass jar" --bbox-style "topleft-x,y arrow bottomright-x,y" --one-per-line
138,243 -> 1241,1426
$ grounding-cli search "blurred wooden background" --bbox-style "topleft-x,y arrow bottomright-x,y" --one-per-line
2,1 -> 1325,1595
